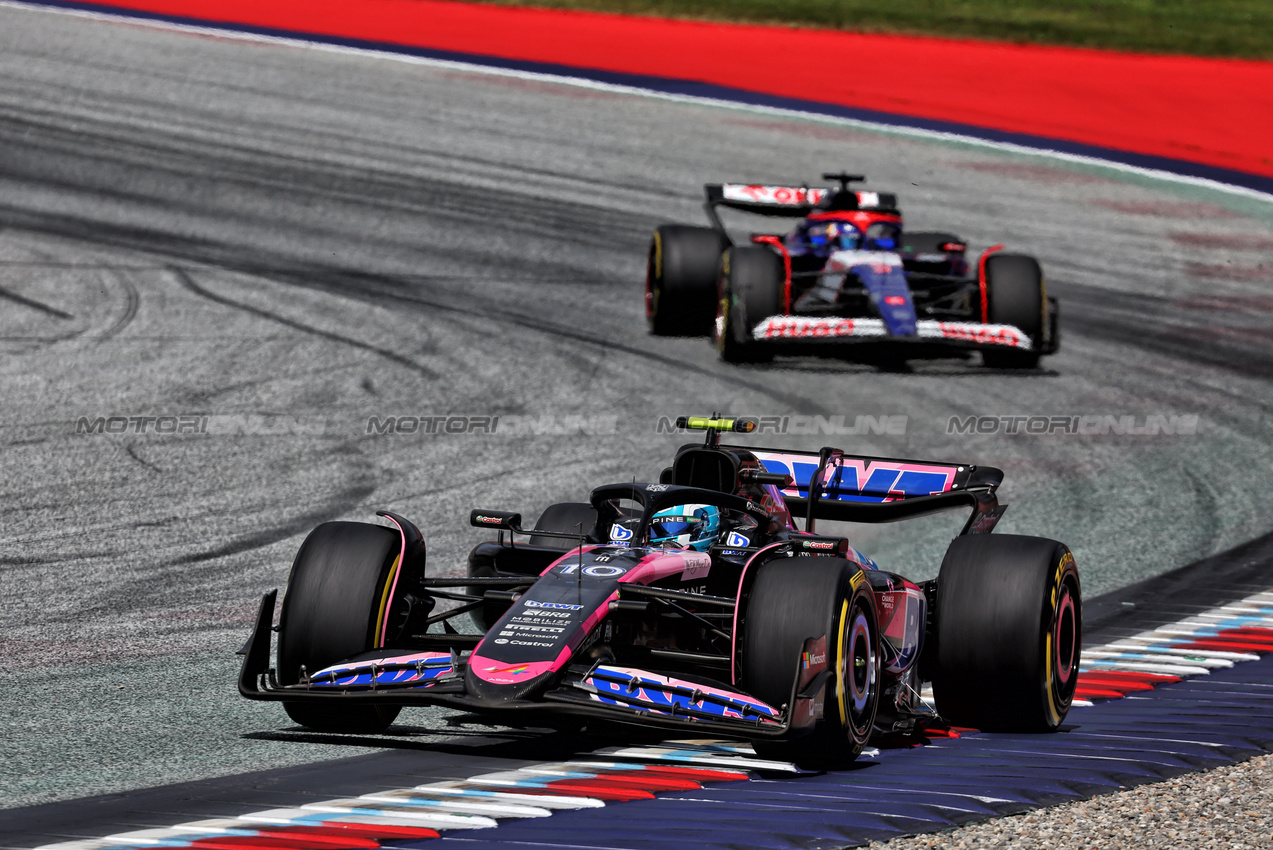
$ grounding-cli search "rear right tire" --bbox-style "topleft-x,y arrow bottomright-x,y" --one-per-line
931,534 -> 1081,731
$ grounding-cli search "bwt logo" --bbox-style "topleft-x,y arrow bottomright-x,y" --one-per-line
524,600 -> 584,611
760,458 -> 956,501
947,414 -> 1200,436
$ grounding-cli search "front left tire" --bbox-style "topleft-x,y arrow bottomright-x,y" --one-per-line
277,521 -> 406,733
740,557 -> 880,767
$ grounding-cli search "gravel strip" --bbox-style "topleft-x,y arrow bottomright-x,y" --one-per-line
866,751 -> 1273,848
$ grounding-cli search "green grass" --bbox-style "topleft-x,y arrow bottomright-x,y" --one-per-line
467,0 -> 1273,59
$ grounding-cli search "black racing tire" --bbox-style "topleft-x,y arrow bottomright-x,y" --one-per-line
277,521 -> 405,733
468,502 -> 598,630
646,225 -> 729,337
716,245 -> 784,364
741,558 -> 879,768
982,253 -> 1046,369
1044,296 -> 1061,354
931,534 -> 1081,731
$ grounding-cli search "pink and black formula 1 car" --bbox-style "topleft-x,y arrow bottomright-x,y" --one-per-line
239,417 -> 1081,766
645,173 -> 1060,368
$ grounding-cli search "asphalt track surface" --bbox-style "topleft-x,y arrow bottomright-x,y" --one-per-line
1,0 -> 1273,833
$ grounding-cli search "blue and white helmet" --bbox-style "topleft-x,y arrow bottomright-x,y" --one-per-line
649,503 -> 721,552
788,218 -> 862,257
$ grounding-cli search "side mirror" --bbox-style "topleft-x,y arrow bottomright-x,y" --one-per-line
469,510 -> 521,531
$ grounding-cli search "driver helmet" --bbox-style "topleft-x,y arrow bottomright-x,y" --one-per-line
649,503 -> 721,552
802,219 -> 861,255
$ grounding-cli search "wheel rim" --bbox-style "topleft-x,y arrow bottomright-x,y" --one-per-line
843,602 -> 876,736
645,235 -> 661,323
714,295 -> 727,346
714,280 -> 731,351
1052,579 -> 1078,691
645,266 -> 658,322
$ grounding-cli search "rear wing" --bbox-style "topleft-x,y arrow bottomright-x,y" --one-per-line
703,183 -> 900,231
728,444 -> 1005,534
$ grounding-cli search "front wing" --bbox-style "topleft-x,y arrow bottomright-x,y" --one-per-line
239,591 -> 817,739
752,316 -> 1033,350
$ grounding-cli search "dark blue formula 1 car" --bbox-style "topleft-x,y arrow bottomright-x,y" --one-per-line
645,173 -> 1060,368
239,417 -> 1081,766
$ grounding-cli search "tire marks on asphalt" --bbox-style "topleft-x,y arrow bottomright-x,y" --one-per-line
0,282 -> 72,319
171,267 -> 438,379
